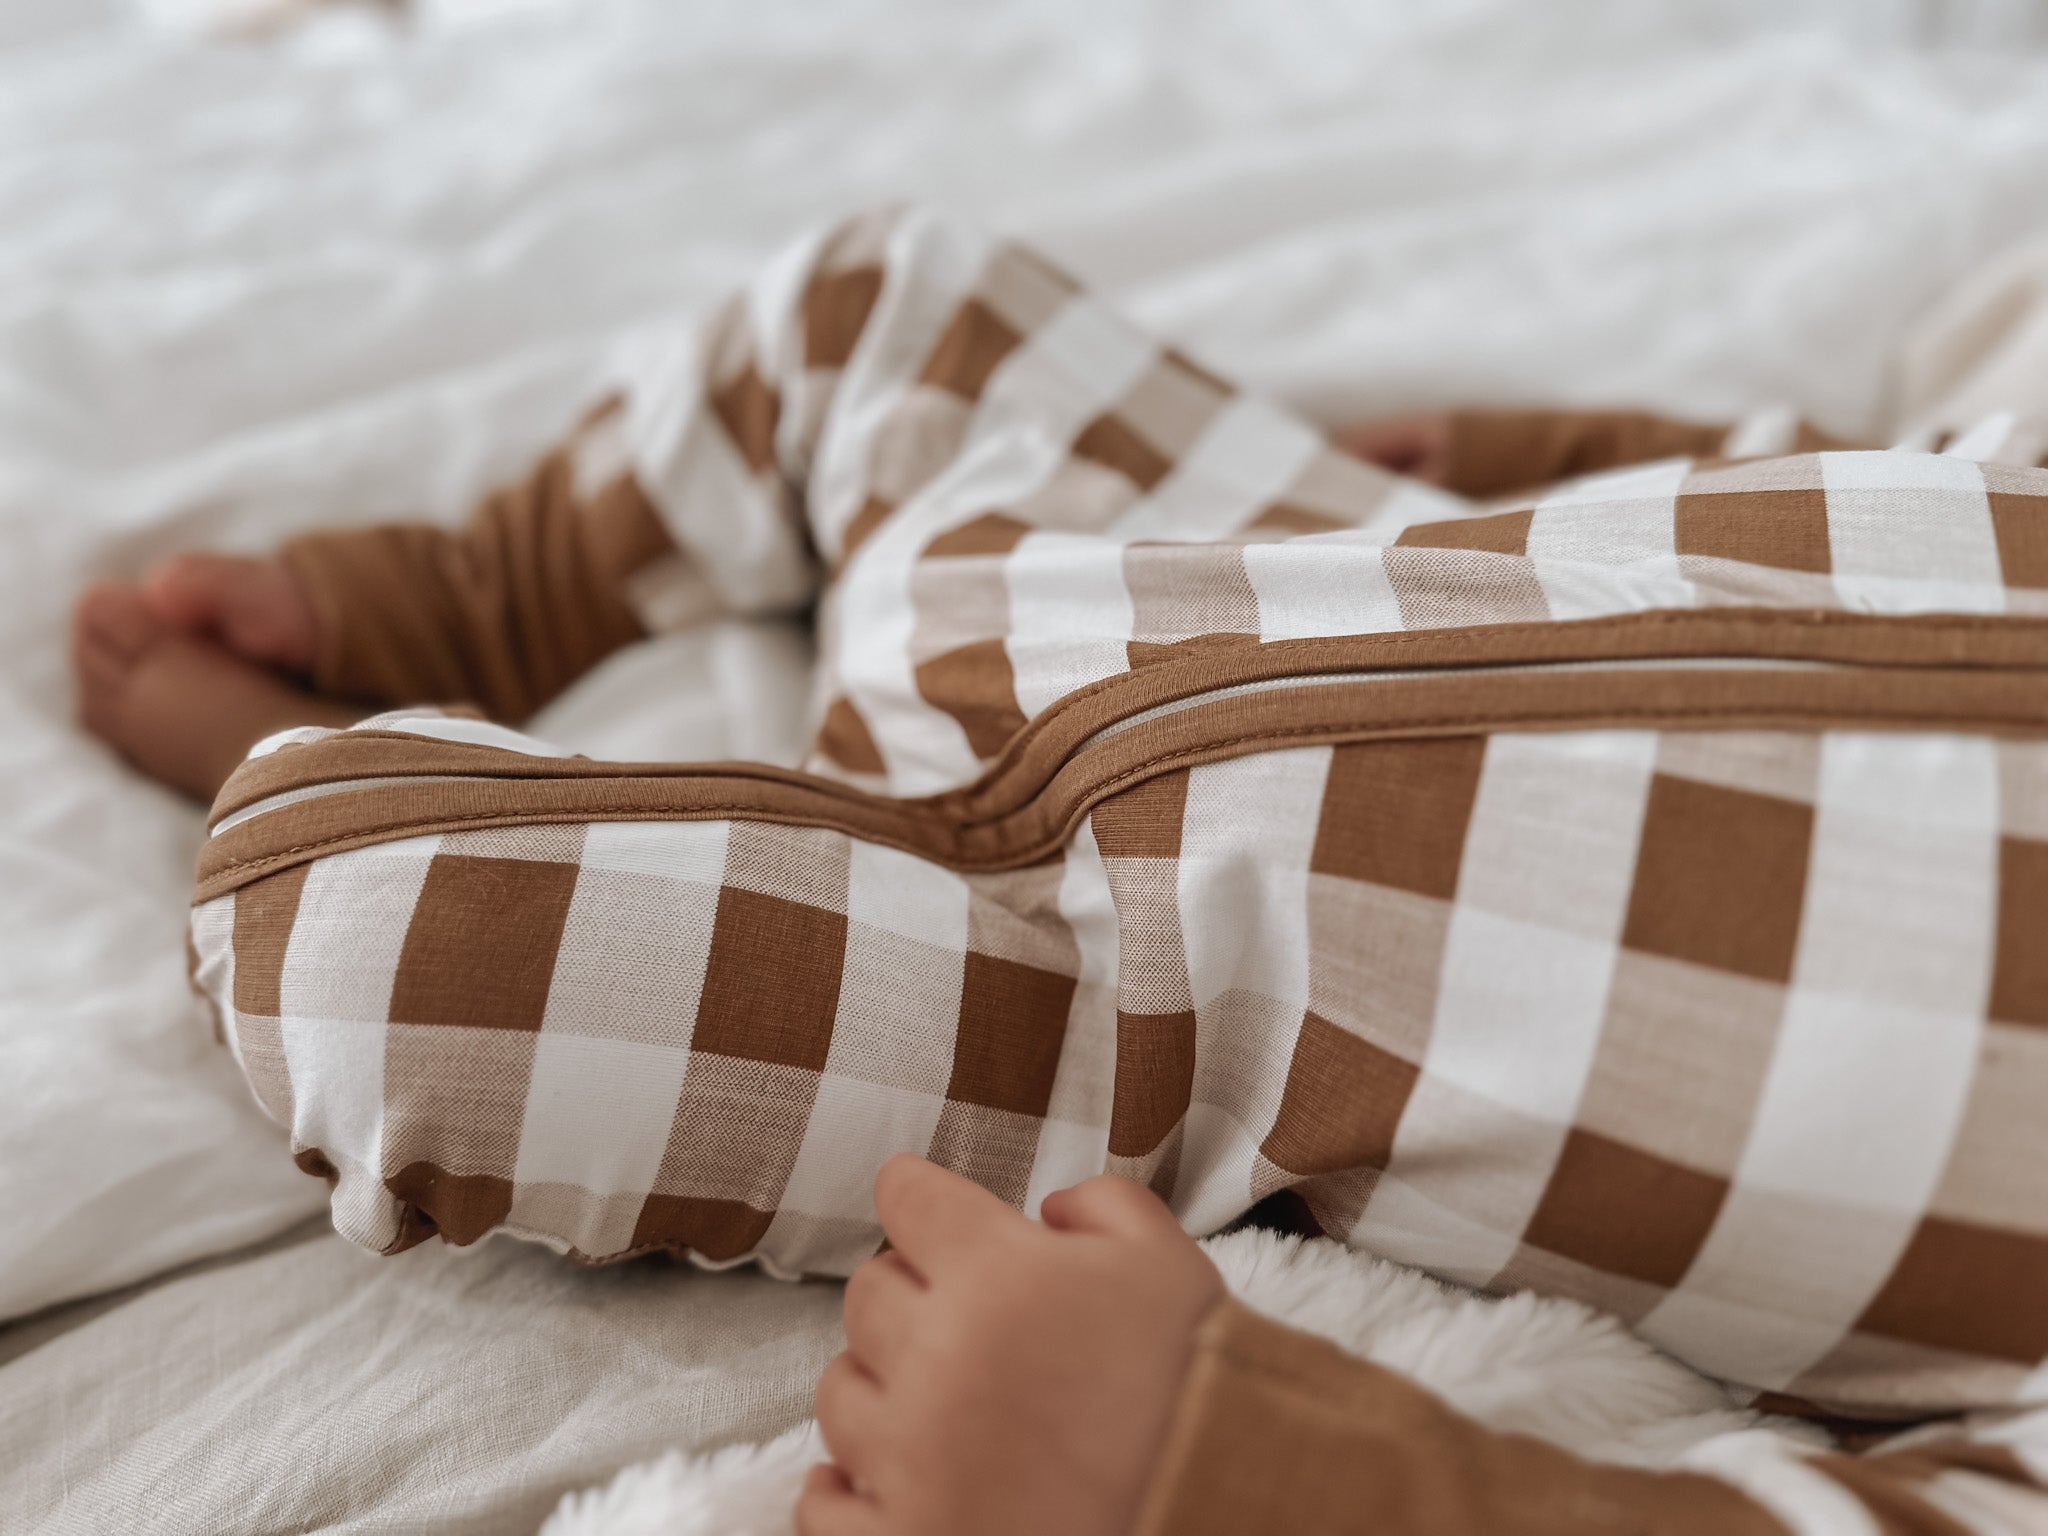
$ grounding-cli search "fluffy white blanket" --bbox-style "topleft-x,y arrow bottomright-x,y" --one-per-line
544,1226 -> 1814,1535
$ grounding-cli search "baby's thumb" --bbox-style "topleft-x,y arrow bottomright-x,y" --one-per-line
1038,1174 -> 1181,1241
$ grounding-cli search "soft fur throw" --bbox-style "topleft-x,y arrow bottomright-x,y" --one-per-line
543,1228 -> 1810,1535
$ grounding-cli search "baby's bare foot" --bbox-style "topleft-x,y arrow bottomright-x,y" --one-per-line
73,584 -> 359,803
1338,412 -> 1455,485
142,552 -> 319,675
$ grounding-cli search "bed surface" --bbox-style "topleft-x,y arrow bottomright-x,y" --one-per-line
5,1220 -> 844,1533
6,1 -> 2048,1529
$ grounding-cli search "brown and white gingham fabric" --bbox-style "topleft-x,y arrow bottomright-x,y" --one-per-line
189,207 -> 2048,1524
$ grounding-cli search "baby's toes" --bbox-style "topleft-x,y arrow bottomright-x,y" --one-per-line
141,552 -> 243,633
143,552 -> 315,671
73,584 -> 161,669
71,585 -> 159,730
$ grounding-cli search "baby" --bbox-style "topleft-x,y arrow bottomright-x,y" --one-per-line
74,207 -> 2048,1535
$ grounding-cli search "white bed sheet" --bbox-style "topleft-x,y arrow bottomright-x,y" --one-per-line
1,1221 -> 846,1534
5,0 -> 2048,1326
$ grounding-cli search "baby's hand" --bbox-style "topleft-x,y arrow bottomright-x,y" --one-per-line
1337,411 -> 1455,484
800,1156 -> 1223,1536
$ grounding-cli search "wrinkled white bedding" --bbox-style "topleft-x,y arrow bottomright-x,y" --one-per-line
4,0 -> 2048,1384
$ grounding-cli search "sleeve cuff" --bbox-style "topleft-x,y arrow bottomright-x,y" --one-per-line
1131,1298 -> 1789,1536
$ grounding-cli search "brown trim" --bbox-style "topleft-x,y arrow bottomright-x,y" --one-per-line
945,606 -> 2048,825
208,607 -> 2048,828
197,607 -> 2048,903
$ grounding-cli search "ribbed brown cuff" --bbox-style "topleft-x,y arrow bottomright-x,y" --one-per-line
281,526 -> 478,711
1443,409 -> 1734,498
280,456 -> 672,724
1131,1299 -> 1789,1536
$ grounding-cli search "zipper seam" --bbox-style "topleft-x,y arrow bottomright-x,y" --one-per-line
197,683 -> 2048,897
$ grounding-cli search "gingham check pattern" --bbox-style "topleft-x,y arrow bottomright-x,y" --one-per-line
611,208 -> 2048,802
191,207 -> 2048,1498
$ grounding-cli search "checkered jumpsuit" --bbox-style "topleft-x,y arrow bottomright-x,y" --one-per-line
191,207 -> 2048,1528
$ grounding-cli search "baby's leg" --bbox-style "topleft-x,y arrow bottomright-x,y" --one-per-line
75,404 -> 684,801
192,708 -> 1100,1273
83,203 -> 1029,799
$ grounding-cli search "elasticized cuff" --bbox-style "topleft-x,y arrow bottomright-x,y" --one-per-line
1131,1299 -> 1788,1536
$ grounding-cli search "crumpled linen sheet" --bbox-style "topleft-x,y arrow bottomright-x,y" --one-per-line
2,1221 -> 845,1535
7,1 -> 2048,1529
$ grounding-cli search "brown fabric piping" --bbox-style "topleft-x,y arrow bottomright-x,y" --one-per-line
208,605 -> 2048,828
196,607 -> 2048,904
949,606 -> 2048,824
193,661 -> 2048,903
